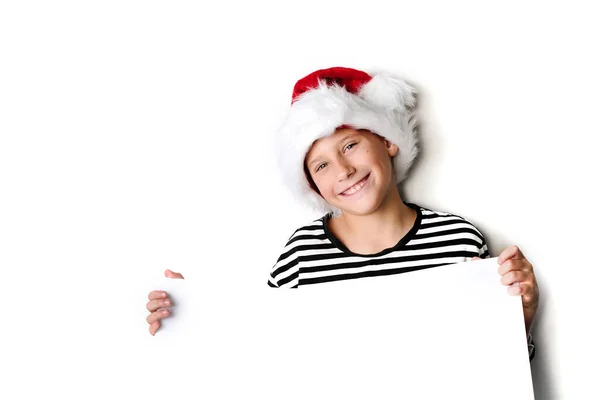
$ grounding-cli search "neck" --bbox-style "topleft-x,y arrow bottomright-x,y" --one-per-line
334,187 -> 417,253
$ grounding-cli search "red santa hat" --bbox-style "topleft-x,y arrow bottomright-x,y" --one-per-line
274,66 -> 418,215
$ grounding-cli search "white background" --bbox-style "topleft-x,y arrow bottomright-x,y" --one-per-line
1,1 -> 598,398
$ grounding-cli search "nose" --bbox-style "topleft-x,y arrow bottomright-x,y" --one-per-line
335,159 -> 355,181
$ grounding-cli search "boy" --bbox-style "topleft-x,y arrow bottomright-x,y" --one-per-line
146,67 -> 538,360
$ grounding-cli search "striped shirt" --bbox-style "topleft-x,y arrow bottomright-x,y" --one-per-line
267,202 -> 537,361
268,202 -> 489,289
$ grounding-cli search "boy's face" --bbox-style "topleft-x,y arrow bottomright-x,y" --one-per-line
304,128 -> 399,215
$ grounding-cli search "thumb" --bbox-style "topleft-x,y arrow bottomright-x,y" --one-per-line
165,269 -> 184,279
470,257 -> 482,261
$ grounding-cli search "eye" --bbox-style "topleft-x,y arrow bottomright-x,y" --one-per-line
315,162 -> 327,172
343,142 -> 357,152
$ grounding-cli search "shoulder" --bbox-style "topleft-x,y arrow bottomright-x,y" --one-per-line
268,215 -> 328,289
412,203 -> 490,257
285,215 -> 327,244
414,203 -> 486,241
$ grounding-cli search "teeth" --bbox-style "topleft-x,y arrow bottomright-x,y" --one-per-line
342,176 -> 367,195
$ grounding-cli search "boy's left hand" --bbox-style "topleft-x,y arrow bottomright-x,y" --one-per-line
473,245 -> 539,334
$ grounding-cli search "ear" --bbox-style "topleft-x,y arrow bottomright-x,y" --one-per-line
384,139 -> 399,157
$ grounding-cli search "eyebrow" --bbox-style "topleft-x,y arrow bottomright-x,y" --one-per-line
307,134 -> 356,168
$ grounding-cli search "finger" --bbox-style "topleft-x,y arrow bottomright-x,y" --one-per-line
146,297 -> 172,312
498,245 -> 524,264
146,308 -> 170,325
148,290 -> 168,301
497,259 -> 526,275
499,258 -> 533,276
500,270 -> 528,286
149,321 -> 160,336
165,269 -> 184,279
471,257 -> 482,261
507,283 -> 522,296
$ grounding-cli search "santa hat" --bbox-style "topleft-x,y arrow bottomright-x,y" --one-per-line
274,66 -> 418,215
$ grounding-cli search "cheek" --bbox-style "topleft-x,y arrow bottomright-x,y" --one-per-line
368,149 -> 387,169
312,175 -> 328,192
315,174 -> 338,196
374,152 -> 394,176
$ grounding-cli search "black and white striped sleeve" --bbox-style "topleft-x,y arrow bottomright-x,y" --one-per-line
267,237 -> 301,289
475,227 -> 490,259
528,333 -> 536,361
458,216 -> 490,259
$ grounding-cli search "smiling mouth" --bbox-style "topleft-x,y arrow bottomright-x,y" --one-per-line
340,174 -> 370,196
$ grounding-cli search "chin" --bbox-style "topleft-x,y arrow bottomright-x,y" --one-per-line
335,199 -> 382,216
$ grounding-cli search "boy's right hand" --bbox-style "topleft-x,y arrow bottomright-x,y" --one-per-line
146,269 -> 184,336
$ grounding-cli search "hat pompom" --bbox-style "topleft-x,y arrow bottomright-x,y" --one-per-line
358,72 -> 416,112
